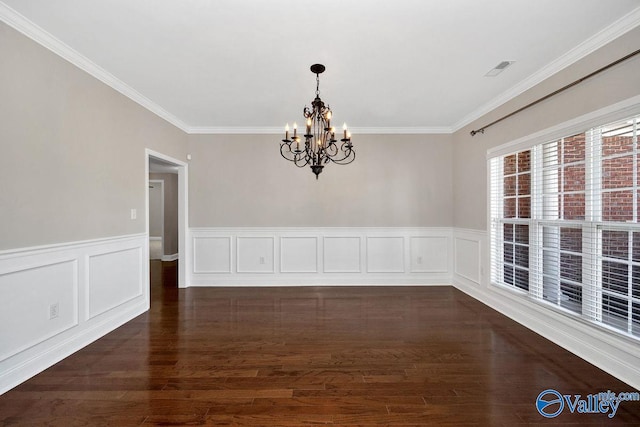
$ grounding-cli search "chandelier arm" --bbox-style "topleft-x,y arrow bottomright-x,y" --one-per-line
280,143 -> 294,161
325,141 -> 355,163
324,141 -> 339,157
280,142 -> 301,162
329,150 -> 356,165
293,155 -> 311,167
296,144 -> 314,167
281,142 -> 313,167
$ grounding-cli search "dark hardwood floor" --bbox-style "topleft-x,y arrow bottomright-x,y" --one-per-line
1,262 -> 639,425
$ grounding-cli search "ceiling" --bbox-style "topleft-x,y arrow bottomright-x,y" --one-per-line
2,0 -> 639,134
149,157 -> 179,174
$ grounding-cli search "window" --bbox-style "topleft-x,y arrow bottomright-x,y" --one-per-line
501,151 -> 531,291
490,115 -> 640,339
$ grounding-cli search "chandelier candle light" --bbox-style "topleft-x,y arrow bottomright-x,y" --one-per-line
280,64 -> 355,179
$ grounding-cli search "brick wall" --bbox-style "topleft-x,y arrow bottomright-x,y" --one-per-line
602,135 -> 636,222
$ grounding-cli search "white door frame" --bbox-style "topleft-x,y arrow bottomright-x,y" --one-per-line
145,149 -> 189,288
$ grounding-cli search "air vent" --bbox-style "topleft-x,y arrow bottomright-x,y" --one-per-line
485,60 -> 515,77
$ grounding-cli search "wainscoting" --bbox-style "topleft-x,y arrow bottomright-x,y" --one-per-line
189,227 -> 453,286
0,234 -> 148,394
2,227 -> 638,393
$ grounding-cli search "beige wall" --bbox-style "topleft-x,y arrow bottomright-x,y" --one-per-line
0,22 -> 188,250
4,15 -> 637,245
188,133 -> 453,227
452,26 -> 640,231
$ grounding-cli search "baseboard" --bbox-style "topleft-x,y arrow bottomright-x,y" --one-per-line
161,253 -> 179,262
188,277 -> 451,287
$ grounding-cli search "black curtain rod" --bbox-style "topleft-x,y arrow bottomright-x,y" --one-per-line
470,47 -> 640,136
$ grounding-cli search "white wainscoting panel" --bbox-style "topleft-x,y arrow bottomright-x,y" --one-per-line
87,247 -> 143,319
280,237 -> 318,273
366,237 -> 404,273
453,230 -> 484,285
410,236 -> 449,273
0,260 -> 78,362
189,228 -> 452,286
323,236 -> 361,273
237,237 -> 274,273
0,234 -> 147,395
193,236 -> 231,273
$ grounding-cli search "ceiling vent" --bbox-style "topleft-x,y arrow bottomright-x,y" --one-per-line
485,61 -> 515,77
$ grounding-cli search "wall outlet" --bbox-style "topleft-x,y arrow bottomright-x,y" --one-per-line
417,256 -> 423,264
49,302 -> 59,320
130,208 -> 137,220
259,256 -> 265,265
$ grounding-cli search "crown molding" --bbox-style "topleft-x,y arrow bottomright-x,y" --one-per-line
350,126 -> 453,135
187,126 -> 285,135
3,2 -> 638,137
451,5 -> 640,133
187,126 -> 453,135
0,2 -> 190,133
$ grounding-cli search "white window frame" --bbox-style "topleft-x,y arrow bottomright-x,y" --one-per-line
488,96 -> 640,341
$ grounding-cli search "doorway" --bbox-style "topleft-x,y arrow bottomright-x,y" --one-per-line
146,149 -> 188,293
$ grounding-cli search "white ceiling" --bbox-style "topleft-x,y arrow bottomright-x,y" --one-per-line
2,0 -> 639,134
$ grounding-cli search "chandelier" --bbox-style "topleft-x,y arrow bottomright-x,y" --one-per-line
280,64 -> 355,179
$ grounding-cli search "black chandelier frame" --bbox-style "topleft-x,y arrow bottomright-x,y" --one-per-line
280,64 -> 355,179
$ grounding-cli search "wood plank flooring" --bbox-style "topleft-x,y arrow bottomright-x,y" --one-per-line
1,262 -> 639,425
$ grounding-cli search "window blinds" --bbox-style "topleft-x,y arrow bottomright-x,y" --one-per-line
490,115 -> 640,339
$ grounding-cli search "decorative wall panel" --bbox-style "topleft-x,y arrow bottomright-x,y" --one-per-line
454,235 -> 481,285
410,236 -> 449,273
280,237 -> 318,273
237,237 -> 274,273
88,247 -> 143,319
189,228 -> 452,286
193,236 -> 231,273
366,237 -> 404,273
323,236 -> 361,273
0,260 -> 78,362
